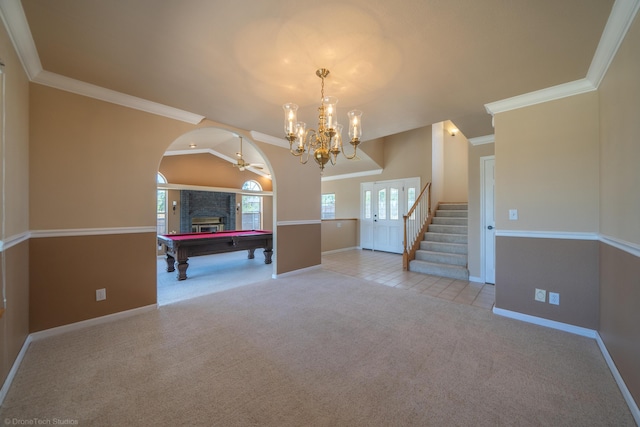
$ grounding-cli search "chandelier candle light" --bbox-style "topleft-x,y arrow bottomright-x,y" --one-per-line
283,68 -> 363,173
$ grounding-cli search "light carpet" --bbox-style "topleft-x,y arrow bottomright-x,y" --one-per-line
1,269 -> 635,426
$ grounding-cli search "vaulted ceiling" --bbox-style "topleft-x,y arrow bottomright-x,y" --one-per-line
4,1 -> 621,177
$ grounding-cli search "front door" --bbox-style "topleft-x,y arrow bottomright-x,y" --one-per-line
361,178 -> 419,254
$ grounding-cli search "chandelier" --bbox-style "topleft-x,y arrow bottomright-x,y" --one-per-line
283,68 -> 363,173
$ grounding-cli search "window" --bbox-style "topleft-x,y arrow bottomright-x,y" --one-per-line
242,180 -> 262,230
157,173 -> 167,234
364,190 -> 371,219
321,193 -> 336,219
390,187 -> 399,220
378,189 -> 386,220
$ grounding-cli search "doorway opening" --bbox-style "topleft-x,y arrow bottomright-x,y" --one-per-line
156,128 -> 274,305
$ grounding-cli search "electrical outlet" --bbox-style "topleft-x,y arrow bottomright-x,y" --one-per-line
535,288 -> 546,302
96,288 -> 106,301
509,209 -> 518,220
549,292 -> 560,305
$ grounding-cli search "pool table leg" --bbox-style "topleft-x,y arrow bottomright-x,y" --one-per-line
165,254 -> 176,272
176,260 -> 189,281
247,248 -> 256,259
264,248 -> 273,264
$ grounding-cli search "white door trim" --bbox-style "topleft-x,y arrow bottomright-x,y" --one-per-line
480,155 -> 496,283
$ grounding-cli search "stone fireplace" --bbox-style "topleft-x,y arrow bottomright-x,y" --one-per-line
179,190 -> 236,233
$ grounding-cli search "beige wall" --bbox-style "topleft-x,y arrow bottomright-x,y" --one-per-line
30,233 -> 156,331
160,153 -> 272,191
493,92 -> 600,328
276,223 -> 321,273
599,16 -> 640,245
321,219 -> 358,253
496,237 -> 599,329
29,84 -> 198,230
442,121 -> 469,203
255,140 -> 320,224
597,12 -> 640,406
494,91 -> 600,232
166,189 -> 181,234
322,126 -> 432,220
467,143 -> 495,280
0,21 -> 30,390
1,36 -> 29,238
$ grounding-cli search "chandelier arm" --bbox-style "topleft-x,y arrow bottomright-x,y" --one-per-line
340,139 -> 360,160
289,143 -> 305,157
299,129 -> 318,164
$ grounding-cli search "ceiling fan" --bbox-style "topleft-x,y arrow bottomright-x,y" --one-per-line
233,135 -> 263,171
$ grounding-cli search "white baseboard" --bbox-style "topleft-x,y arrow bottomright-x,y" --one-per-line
468,275 -> 483,283
30,304 -> 157,342
272,264 -> 322,279
493,307 -> 639,423
0,335 -> 32,406
595,333 -> 640,425
321,246 -> 360,255
492,307 -> 597,338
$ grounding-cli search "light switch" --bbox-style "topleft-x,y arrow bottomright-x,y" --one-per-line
509,209 -> 518,220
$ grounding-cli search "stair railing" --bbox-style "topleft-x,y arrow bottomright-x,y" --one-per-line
403,182 -> 433,270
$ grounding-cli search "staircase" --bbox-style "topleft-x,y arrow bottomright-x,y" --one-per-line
409,203 -> 469,280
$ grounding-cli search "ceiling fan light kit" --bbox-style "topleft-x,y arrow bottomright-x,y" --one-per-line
233,136 -> 263,171
283,68 -> 363,173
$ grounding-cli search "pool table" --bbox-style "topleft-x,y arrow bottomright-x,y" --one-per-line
158,230 -> 273,280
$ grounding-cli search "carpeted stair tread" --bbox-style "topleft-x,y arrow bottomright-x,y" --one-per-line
409,259 -> 469,280
409,203 -> 469,280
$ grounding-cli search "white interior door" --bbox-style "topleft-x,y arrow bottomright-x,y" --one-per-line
482,157 -> 496,284
361,179 -> 419,254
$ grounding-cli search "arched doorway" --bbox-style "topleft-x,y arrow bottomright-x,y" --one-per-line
156,127 -> 275,305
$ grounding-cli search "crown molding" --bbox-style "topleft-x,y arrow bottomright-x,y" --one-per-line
0,0 -> 42,79
485,0 -> 640,116
468,134 -> 495,146
321,168 -> 384,182
485,79 -> 596,116
162,148 -> 271,178
34,71 -> 204,124
158,183 -> 272,196
587,0 -> 640,87
162,148 -> 213,157
250,131 -> 289,148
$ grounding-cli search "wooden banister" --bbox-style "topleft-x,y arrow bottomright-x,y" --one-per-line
402,182 -> 433,270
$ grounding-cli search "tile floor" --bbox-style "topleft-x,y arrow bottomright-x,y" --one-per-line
158,248 -> 495,310
322,249 -> 495,309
